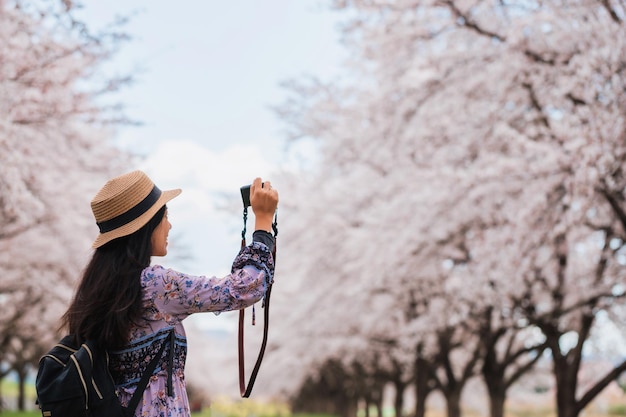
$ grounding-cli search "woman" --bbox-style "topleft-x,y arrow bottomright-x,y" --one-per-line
61,170 -> 278,417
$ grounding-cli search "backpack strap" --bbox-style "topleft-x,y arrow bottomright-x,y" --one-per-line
167,328 -> 175,396
126,328 -> 174,413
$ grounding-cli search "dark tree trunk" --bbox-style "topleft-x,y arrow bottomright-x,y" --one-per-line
17,372 -> 26,411
430,329 -> 481,417
488,387 -> 505,417
445,388 -> 462,417
414,352 -> 435,417
553,351 -> 579,417
414,379 -> 429,417
393,378 -> 406,417
18,368 -> 26,411
483,355 -> 507,417
364,381 -> 384,417
376,400 -> 384,417
336,398 -> 358,417
481,330 -> 547,417
414,397 -> 427,417
373,383 -> 384,417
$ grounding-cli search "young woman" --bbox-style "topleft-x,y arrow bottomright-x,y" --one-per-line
61,170 -> 278,417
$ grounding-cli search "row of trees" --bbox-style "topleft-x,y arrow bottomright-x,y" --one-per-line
3,1 -> 626,416
0,0 -> 128,409
256,1 -> 626,417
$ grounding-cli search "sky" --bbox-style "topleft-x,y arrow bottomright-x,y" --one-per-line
75,1 -> 349,331
79,1 -> 346,156
76,1 -> 346,267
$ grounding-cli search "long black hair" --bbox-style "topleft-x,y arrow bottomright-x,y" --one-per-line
61,205 -> 167,348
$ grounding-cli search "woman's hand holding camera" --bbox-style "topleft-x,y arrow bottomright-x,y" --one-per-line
250,177 -> 279,232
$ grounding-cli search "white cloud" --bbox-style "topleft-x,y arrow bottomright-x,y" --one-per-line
137,139 -> 273,276
139,139 -> 273,192
137,140 -> 279,335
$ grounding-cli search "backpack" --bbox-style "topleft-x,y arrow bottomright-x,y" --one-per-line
36,330 -> 173,417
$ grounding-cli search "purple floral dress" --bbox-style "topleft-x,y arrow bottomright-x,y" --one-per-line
109,241 -> 274,417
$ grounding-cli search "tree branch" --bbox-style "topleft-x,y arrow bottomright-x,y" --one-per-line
440,0 -> 506,42
577,358 -> 626,412
599,0 -> 623,24
599,186 -> 626,232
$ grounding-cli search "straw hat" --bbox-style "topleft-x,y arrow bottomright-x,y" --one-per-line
90,170 -> 181,248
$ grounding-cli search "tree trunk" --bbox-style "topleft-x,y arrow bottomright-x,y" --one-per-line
541,313 -> 594,417
488,390 -> 505,417
393,379 -> 406,417
18,370 -> 25,411
373,382 -> 384,417
364,381 -> 384,417
445,389 -> 462,417
414,346 -> 435,417
414,365 -> 433,417
414,393 -> 427,417
376,400 -> 384,417
336,398 -> 358,417
554,356 -> 579,417
482,349 -> 507,417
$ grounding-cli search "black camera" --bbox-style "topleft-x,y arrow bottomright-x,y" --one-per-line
240,185 -> 251,208
240,183 -> 267,207
240,183 -> 269,207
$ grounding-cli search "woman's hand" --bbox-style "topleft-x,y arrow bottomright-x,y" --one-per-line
250,177 -> 279,232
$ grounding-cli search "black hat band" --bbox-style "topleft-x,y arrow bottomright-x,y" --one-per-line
96,185 -> 162,233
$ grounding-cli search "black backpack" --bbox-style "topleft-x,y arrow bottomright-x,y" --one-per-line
36,330 -> 173,417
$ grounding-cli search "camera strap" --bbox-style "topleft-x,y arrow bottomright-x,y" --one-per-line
238,204 -> 278,398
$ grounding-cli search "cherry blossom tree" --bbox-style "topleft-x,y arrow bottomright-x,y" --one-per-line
0,0 -> 129,408
262,1 -> 626,417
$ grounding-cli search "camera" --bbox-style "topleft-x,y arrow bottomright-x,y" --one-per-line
240,185 -> 251,208
240,182 -> 267,207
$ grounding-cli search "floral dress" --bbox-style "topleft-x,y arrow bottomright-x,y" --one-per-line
109,241 -> 274,417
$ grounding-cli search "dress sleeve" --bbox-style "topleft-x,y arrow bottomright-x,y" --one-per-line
143,241 -> 274,320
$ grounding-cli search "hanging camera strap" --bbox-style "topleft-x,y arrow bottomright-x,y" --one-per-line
238,204 -> 278,398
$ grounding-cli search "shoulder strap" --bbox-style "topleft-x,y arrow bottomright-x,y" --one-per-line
238,273 -> 273,397
238,207 -> 277,398
126,329 -> 174,413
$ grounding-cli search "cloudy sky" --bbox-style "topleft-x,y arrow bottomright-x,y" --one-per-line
78,1 -> 347,274
75,1 -> 348,334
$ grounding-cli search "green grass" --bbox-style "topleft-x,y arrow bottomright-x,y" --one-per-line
608,404 -> 626,416
0,378 -> 38,416
0,411 -> 309,417
0,380 -> 36,399
0,408 -> 309,417
0,409 -> 208,416
0,396 -> 295,417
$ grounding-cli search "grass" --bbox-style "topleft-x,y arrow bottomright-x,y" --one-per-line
0,394 -> 293,417
0,409 -> 240,417
0,379 -> 37,416
0,408 -> 320,417
4,389 -> 625,417
0,380 -> 36,399
608,405 -> 626,416
1,409 -> 625,417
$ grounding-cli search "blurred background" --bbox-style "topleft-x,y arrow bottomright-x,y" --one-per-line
3,1 -> 626,417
